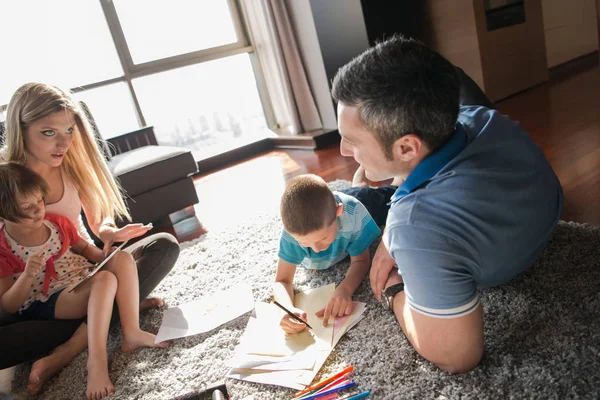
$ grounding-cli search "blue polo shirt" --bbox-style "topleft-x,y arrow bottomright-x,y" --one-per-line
385,105 -> 563,318
279,191 -> 381,270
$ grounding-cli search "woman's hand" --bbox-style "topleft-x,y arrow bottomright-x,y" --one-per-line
316,285 -> 353,326
280,306 -> 309,334
99,223 -> 152,254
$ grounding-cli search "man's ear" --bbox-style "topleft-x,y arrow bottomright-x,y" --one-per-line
336,203 -> 343,217
392,134 -> 423,162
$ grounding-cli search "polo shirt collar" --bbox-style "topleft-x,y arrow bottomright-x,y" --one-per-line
390,123 -> 469,204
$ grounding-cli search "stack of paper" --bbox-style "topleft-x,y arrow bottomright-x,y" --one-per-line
155,283 -> 255,343
227,283 -> 366,390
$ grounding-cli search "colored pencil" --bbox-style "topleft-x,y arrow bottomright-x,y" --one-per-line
342,391 -> 370,400
294,366 -> 354,397
295,382 -> 356,400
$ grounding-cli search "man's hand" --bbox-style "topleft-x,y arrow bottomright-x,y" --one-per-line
99,223 -> 152,254
316,285 -> 353,326
280,306 -> 309,334
24,243 -> 49,278
370,240 -> 396,301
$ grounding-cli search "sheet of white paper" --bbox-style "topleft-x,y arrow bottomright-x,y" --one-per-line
155,283 -> 254,343
227,349 -> 316,371
332,302 -> 366,346
226,284 -> 336,389
294,283 -> 336,347
227,368 -> 305,390
237,316 -> 321,356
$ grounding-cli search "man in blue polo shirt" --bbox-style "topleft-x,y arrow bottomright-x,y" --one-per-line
331,36 -> 563,373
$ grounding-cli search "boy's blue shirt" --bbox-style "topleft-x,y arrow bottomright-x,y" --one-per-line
278,191 -> 381,270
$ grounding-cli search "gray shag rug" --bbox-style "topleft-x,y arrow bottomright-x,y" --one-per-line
10,180 -> 600,399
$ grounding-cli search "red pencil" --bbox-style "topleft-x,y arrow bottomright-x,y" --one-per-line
294,366 -> 354,398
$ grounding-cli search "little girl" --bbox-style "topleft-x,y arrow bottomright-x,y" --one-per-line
0,162 -> 169,400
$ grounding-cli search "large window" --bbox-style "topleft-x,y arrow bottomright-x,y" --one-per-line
1,0 -> 270,160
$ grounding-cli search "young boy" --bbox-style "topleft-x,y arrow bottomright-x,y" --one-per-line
274,174 -> 381,333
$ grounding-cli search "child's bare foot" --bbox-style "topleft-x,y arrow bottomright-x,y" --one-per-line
27,346 -> 73,395
121,330 -> 170,353
140,297 -> 164,312
86,359 -> 114,400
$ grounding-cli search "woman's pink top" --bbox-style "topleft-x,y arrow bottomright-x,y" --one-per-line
45,170 -> 95,244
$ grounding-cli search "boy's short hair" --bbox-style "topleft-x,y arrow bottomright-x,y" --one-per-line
0,162 -> 48,222
280,174 -> 337,235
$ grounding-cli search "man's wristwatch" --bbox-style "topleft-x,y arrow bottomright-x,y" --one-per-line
381,283 -> 404,312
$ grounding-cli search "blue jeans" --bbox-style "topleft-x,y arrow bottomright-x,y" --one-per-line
340,185 -> 397,227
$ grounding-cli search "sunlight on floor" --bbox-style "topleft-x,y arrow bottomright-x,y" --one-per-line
193,154 -> 302,231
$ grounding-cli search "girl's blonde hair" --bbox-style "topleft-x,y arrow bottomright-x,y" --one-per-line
1,82 -> 130,224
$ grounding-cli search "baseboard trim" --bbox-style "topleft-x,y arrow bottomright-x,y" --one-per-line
194,129 -> 340,175
195,138 -> 273,174
549,51 -> 599,83
272,128 -> 339,150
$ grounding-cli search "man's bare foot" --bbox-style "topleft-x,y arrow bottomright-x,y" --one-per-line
86,358 -> 114,400
140,297 -> 164,312
27,347 -> 73,395
121,330 -> 170,353
351,165 -> 370,187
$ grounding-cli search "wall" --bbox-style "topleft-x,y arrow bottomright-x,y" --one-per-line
286,0 -> 338,129
308,0 -> 370,84
542,0 -> 599,67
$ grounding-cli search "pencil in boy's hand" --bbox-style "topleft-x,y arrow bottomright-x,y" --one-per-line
272,300 -> 313,329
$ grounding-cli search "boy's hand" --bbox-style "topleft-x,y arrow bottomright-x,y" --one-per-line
280,307 -> 309,334
24,243 -> 49,278
316,285 -> 353,326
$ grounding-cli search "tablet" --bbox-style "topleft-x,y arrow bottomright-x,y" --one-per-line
68,241 -> 129,293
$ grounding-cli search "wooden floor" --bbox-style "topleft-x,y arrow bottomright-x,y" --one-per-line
165,62 -> 600,243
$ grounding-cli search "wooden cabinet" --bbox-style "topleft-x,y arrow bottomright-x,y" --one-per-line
541,0 -> 599,68
419,0 -> 549,101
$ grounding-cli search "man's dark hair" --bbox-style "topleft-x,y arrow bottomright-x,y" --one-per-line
0,162 -> 48,222
332,35 -> 460,159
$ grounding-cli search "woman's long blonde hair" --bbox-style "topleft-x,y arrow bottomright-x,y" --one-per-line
1,82 -> 130,224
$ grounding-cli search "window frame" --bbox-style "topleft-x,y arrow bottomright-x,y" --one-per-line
2,0 -> 275,134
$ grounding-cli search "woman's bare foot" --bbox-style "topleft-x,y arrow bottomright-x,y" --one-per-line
139,297 -> 164,312
121,330 -> 170,353
27,355 -> 61,395
86,358 -> 114,400
27,342 -> 80,395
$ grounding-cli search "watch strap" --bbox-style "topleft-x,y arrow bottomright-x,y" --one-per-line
384,282 -> 404,298
383,282 -> 405,311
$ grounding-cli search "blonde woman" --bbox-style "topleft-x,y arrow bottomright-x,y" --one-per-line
0,83 -> 180,396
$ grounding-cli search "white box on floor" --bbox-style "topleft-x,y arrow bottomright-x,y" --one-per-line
0,366 -> 15,394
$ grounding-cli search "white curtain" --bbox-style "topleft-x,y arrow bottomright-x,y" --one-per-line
243,0 -> 323,135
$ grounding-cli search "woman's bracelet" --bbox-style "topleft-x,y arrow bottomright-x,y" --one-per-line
102,222 -> 117,229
